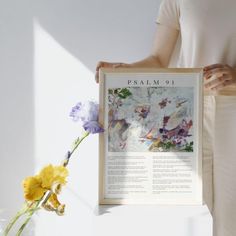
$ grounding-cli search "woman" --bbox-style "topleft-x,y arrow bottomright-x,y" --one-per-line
95,0 -> 236,235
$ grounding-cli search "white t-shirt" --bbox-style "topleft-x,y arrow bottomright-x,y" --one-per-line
156,0 -> 236,95
157,2 -> 236,235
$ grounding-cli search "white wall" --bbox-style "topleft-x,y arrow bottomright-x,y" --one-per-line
0,0 -> 212,235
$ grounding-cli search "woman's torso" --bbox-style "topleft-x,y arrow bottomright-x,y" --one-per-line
177,0 -> 236,95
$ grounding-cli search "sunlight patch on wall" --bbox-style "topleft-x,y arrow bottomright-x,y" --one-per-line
33,18 -> 98,166
33,19 -> 98,236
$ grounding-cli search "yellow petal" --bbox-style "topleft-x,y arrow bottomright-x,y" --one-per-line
56,204 -> 65,216
38,165 -> 55,190
48,193 -> 61,209
22,176 -> 46,201
42,203 -> 55,212
51,183 -> 62,195
39,165 -> 68,189
53,166 -> 69,185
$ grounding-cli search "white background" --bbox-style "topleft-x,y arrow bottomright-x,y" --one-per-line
0,0 -> 212,235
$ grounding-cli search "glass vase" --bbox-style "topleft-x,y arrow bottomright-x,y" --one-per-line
0,209 -> 35,236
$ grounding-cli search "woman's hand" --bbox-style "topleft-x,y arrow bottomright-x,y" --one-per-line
95,61 -> 131,83
203,64 -> 236,91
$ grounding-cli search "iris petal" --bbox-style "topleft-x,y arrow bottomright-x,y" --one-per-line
83,121 -> 104,134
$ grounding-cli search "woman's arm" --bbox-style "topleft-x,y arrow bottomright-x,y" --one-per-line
95,24 -> 179,82
129,24 -> 179,68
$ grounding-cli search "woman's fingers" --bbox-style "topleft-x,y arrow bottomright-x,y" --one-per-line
95,71 -> 99,83
95,61 -> 130,83
203,63 -> 225,71
96,61 -> 113,72
95,61 -> 113,83
211,79 -> 233,91
203,63 -> 236,91
204,67 -> 230,79
113,63 -> 130,68
204,74 -> 230,89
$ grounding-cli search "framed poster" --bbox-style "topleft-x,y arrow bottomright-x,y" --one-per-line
99,68 -> 203,205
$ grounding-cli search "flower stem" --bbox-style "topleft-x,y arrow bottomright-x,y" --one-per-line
3,208 -> 26,236
63,131 -> 89,167
71,131 -> 89,156
41,190 -> 53,206
15,201 -> 41,236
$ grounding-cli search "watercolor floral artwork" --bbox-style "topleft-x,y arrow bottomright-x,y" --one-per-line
108,87 -> 194,152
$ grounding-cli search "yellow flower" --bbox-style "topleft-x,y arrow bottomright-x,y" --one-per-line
42,193 -> 66,216
23,176 -> 46,201
49,193 -> 61,209
56,204 -> 65,216
39,165 -> 68,190
22,165 -> 68,202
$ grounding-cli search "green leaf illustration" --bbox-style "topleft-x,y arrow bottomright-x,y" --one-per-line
117,88 -> 132,99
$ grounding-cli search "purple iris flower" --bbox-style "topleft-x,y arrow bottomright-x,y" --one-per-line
70,101 -> 104,134
83,121 -> 104,134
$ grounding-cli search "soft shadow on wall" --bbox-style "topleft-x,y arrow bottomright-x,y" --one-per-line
34,0 -> 159,69
0,1 -> 34,211
0,0 -> 159,212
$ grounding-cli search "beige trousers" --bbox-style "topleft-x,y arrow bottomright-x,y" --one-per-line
203,96 -> 236,236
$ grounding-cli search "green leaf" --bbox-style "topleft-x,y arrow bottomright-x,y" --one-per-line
182,142 -> 193,152
117,88 -> 132,99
